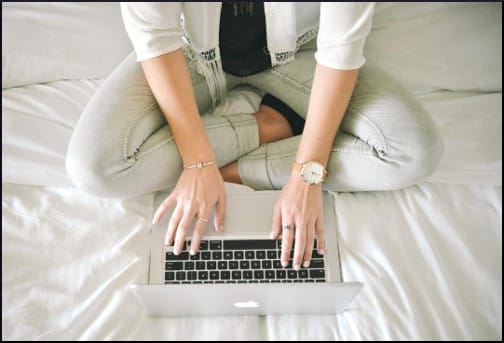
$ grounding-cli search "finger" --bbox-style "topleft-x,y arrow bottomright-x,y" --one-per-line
173,209 -> 195,255
280,214 -> 295,268
165,204 -> 183,246
153,194 -> 176,225
190,208 -> 211,255
315,209 -> 326,255
213,193 -> 226,233
303,220 -> 316,268
292,219 -> 307,271
270,204 -> 282,240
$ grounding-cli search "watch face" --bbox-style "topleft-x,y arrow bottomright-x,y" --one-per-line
301,161 -> 325,185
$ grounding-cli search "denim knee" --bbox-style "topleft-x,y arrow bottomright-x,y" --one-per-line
65,144 -> 120,198
395,108 -> 444,187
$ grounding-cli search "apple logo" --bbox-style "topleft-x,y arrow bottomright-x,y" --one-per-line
233,300 -> 259,308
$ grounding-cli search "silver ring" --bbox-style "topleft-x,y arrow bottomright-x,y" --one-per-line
282,224 -> 292,231
197,217 -> 209,223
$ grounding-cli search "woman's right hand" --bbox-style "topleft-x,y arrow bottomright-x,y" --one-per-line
152,164 -> 227,255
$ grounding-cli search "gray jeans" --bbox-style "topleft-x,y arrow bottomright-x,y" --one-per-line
66,42 -> 443,198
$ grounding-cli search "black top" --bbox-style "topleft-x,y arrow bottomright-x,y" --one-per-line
219,2 -> 271,77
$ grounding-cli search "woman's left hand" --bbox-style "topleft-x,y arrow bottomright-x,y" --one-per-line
271,171 -> 326,270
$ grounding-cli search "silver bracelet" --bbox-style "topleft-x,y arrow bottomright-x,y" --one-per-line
183,161 -> 217,169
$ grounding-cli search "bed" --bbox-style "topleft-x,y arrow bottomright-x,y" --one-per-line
2,2 -> 502,340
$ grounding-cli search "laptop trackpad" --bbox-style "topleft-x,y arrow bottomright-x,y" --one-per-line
219,191 -> 279,236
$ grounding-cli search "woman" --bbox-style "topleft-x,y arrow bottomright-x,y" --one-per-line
66,2 -> 443,271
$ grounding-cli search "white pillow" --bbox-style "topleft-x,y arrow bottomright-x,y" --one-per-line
365,2 -> 502,94
1,2 -> 133,89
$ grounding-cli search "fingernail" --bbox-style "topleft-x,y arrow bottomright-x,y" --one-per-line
173,248 -> 180,255
281,260 -> 288,268
219,225 -> 224,232
318,249 -> 325,255
293,264 -> 300,271
270,232 -> 276,239
303,261 -> 310,268
152,217 -> 158,225
190,250 -> 196,256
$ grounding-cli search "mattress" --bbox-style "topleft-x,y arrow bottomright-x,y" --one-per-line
2,2 -> 502,341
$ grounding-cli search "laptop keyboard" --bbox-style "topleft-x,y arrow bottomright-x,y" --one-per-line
164,239 -> 326,284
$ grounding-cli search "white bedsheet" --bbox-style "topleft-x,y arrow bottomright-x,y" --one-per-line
2,182 -> 501,340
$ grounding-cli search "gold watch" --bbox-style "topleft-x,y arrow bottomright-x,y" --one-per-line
292,161 -> 328,185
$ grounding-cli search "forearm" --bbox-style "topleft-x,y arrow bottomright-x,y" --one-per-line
141,48 -> 216,164
296,64 -> 359,166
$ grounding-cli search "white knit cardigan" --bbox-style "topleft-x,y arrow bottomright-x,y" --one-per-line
120,2 -> 375,106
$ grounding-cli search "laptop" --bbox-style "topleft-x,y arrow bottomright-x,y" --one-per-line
130,187 -> 363,316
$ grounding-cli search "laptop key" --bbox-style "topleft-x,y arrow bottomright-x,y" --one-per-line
231,271 -> 241,280
224,240 -> 276,250
261,260 -> 272,269
166,251 -> 189,260
207,261 -> 216,270
176,271 -> 186,281
212,251 -> 222,260
287,270 -> 298,279
234,251 -> 244,260
201,251 -> 211,260
165,261 -> 183,270
267,250 -> 276,259
165,271 -> 175,281
229,261 -> 239,269
251,261 -> 261,269
243,270 -> 253,279
199,240 -> 209,250
210,271 -> 219,280
187,271 -> 197,280
196,261 -> 206,270
256,250 -> 266,259
223,251 -> 233,260
309,269 -> 326,279
276,270 -> 286,279
298,270 -> 308,279
217,261 -> 227,270
198,271 -> 208,280
254,270 -> 264,279
273,260 -> 283,269
245,251 -> 255,259
240,261 -> 250,269
220,271 -> 230,280
210,240 -> 222,250
309,260 -> 324,268
265,270 -> 275,279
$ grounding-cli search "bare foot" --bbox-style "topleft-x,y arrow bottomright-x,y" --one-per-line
220,161 -> 242,184
255,104 -> 293,144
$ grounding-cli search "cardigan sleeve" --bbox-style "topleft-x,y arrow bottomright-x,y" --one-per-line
315,2 -> 375,70
120,2 -> 184,62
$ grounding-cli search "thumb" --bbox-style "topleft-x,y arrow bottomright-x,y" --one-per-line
214,192 -> 226,232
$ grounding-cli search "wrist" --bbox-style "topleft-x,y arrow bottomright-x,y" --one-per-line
183,160 -> 217,169
292,160 -> 328,185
